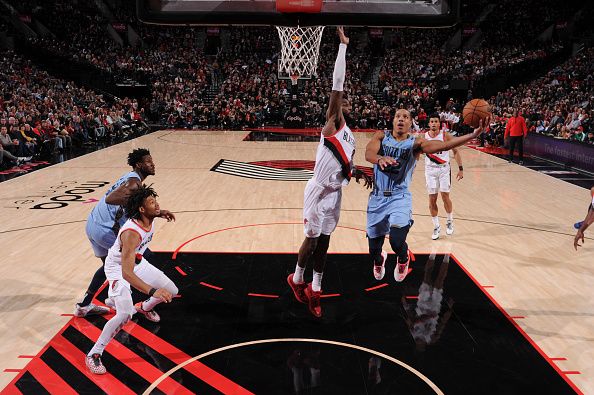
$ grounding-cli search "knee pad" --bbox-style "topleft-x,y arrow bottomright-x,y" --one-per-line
389,225 -> 410,260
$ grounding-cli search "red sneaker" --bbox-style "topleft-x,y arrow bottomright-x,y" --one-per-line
287,274 -> 307,304
304,283 -> 322,318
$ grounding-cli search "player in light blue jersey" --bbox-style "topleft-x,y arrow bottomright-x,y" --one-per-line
366,109 -> 488,282
74,148 -> 176,317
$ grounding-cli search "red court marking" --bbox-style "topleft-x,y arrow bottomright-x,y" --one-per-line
551,358 -> 568,361
450,254 -> 584,395
320,293 -> 340,298
175,266 -> 187,276
26,358 -> 77,395
481,285 -> 495,288
510,316 -> 525,319
200,282 -> 223,291
405,296 -> 419,299
3,369 -> 21,373
247,293 -> 279,298
60,314 -> 75,317
365,283 -> 389,292
171,222 -> 370,259
72,319 -> 194,395
121,321 -> 255,395
2,315 -> 83,391
51,332 -> 134,395
17,356 -> 35,359
562,371 -> 581,375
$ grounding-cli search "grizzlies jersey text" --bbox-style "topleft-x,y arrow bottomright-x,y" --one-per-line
373,132 -> 417,192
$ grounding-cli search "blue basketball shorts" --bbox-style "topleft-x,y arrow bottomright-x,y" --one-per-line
366,191 -> 413,239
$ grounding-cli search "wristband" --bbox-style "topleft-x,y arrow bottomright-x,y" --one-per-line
458,166 -> 464,171
148,288 -> 157,297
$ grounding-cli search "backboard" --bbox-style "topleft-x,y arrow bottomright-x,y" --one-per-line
137,0 -> 460,27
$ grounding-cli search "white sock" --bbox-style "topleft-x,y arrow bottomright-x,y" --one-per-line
432,216 -> 440,227
142,296 -> 162,312
312,270 -> 323,292
294,264 -> 305,284
447,212 -> 453,222
88,313 -> 128,356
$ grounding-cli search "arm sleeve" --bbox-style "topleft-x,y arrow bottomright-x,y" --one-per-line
332,43 -> 347,91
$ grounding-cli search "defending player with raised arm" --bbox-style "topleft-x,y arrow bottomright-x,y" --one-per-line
287,27 -> 371,318
86,185 -> 178,375
365,108 -> 487,283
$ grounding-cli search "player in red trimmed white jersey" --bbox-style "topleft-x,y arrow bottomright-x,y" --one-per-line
287,27 -> 371,318
85,185 -> 178,375
424,113 -> 464,240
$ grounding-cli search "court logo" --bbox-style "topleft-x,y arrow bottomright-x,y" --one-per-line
210,159 -> 371,181
6,180 -> 110,210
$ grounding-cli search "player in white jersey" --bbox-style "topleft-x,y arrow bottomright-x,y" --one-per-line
424,114 -> 464,240
85,185 -> 178,375
75,148 -> 175,318
287,27 -> 371,318
574,186 -> 594,250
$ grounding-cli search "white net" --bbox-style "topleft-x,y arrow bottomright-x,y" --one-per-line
276,25 -> 325,80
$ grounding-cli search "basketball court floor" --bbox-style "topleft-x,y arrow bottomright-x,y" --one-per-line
0,129 -> 592,394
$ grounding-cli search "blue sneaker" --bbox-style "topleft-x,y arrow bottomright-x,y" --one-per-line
574,221 -> 584,230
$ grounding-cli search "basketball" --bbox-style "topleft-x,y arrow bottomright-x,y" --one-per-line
462,99 -> 491,128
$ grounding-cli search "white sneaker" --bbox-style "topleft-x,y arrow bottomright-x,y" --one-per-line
135,302 -> 160,322
446,220 -> 454,235
86,353 -> 106,375
74,303 -> 110,317
394,254 -> 410,282
432,225 -> 441,240
373,251 -> 388,280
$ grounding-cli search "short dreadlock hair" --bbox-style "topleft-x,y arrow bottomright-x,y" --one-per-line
125,184 -> 158,220
127,148 -> 151,168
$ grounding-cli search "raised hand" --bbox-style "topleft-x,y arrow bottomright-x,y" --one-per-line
337,26 -> 349,45
471,116 -> 490,138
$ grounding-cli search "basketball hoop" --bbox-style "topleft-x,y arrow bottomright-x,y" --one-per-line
276,25 -> 325,80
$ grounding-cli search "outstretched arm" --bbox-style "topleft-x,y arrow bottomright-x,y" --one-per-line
574,189 -> 594,250
322,27 -> 349,137
415,118 -> 490,154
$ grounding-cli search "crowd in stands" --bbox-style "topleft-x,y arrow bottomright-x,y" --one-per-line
0,0 -> 591,169
489,47 -> 594,145
0,51 -> 149,168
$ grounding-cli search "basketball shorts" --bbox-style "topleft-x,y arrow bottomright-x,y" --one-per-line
366,191 -> 413,238
105,258 -> 173,315
425,164 -> 451,194
86,220 -> 117,258
303,179 -> 342,238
